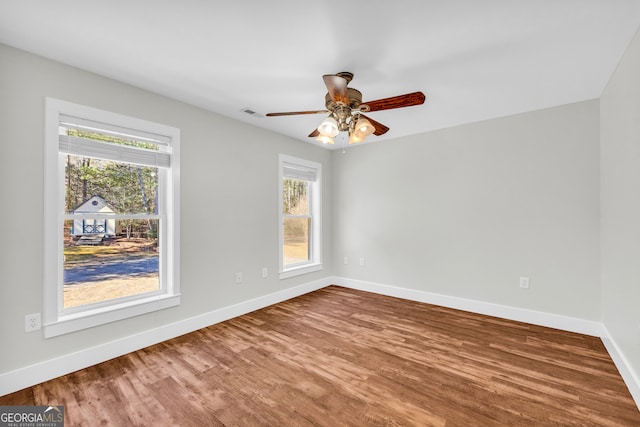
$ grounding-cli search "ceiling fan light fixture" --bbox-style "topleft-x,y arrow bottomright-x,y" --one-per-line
317,116 -> 339,137
316,134 -> 335,144
348,133 -> 364,144
353,116 -> 375,139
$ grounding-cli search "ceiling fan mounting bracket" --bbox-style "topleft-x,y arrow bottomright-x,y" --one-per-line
335,71 -> 354,83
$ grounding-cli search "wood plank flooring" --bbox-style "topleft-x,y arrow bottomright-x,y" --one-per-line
2,286 -> 639,426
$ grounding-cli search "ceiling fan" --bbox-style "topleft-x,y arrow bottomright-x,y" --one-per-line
266,72 -> 426,145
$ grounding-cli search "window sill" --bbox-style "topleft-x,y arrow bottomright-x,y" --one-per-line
43,293 -> 181,338
279,263 -> 323,280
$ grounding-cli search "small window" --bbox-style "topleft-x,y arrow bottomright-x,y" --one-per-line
283,178 -> 311,266
279,154 -> 322,278
44,98 -> 180,337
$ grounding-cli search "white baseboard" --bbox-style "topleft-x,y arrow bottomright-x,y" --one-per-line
0,278 -> 329,397
334,277 -> 605,336
601,327 -> 640,409
333,277 -> 639,410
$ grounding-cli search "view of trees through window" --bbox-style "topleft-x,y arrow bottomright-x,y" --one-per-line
63,129 -> 161,309
282,178 -> 311,266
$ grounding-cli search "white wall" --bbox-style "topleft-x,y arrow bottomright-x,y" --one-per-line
333,100 -> 601,320
0,43 -> 332,376
601,27 -> 640,386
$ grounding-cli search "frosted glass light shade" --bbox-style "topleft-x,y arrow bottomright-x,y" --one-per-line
316,134 -> 334,144
353,117 -> 375,139
317,117 -> 339,137
348,133 -> 364,144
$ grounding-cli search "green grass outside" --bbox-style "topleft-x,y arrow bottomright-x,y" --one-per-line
64,238 -> 157,266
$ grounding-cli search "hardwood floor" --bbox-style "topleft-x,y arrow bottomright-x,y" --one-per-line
2,286 -> 639,426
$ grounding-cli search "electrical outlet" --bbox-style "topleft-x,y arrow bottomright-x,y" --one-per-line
235,272 -> 243,284
359,257 -> 365,267
25,313 -> 41,333
519,277 -> 530,289
262,268 -> 268,278
344,257 -> 348,265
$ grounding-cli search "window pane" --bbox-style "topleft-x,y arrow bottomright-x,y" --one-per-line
283,217 -> 310,266
65,154 -> 158,215
282,178 -> 309,215
63,219 -> 160,309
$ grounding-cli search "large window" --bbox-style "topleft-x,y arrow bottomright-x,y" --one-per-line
279,154 -> 321,278
44,98 -> 180,337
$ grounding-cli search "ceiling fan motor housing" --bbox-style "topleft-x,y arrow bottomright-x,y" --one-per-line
324,88 -> 363,111
325,87 -> 367,131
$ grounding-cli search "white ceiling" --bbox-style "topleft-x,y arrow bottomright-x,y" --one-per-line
2,1 -> 640,149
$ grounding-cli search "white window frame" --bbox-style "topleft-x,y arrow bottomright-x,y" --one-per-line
278,154 -> 322,279
43,98 -> 180,338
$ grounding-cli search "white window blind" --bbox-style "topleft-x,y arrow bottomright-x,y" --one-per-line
59,114 -> 171,145
59,134 -> 171,168
282,162 -> 317,181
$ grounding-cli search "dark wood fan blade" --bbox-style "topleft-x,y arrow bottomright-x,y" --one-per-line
363,91 -> 425,112
266,110 -> 328,117
360,114 -> 389,136
323,74 -> 349,105
308,129 -> 320,138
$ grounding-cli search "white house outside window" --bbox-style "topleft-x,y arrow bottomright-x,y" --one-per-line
279,154 -> 322,279
44,98 -> 180,338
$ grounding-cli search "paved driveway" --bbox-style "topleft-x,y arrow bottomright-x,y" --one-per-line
64,256 -> 159,285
